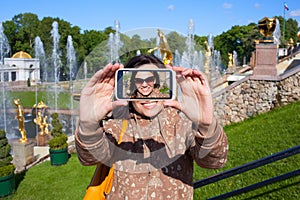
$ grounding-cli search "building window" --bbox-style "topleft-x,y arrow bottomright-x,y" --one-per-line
4,72 -> 9,81
12,72 -> 16,81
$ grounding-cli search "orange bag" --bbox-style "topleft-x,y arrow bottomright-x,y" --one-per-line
83,120 -> 128,200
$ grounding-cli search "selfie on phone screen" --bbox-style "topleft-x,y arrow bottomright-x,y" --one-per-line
115,69 -> 176,100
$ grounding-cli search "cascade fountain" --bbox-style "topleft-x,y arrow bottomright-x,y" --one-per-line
51,21 -> 62,112
66,35 -> 77,135
0,22 -> 11,132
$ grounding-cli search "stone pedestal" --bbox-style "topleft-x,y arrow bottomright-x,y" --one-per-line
253,43 -> 277,76
36,133 -> 49,146
12,140 -> 35,172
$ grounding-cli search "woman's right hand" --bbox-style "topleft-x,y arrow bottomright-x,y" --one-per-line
79,63 -> 127,128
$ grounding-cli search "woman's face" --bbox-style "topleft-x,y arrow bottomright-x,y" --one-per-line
132,64 -> 164,117
134,70 -> 155,96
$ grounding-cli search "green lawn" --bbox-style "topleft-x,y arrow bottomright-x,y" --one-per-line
3,101 -> 300,200
7,91 -> 79,109
194,101 -> 300,199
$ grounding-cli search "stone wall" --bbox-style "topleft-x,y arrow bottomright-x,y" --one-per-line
213,67 -> 300,126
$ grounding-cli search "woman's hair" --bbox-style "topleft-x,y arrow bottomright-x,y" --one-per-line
125,54 -> 165,69
125,54 -> 165,94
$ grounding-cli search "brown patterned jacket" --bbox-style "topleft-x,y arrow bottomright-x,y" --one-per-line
75,107 -> 228,200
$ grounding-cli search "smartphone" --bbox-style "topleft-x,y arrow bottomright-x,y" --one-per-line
115,68 -> 176,101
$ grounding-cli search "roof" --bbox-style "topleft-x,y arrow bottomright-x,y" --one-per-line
12,51 -> 32,59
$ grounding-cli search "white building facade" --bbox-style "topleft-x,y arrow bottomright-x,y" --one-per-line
0,51 -> 40,82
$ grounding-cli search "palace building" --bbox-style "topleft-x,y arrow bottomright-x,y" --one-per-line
0,51 -> 40,83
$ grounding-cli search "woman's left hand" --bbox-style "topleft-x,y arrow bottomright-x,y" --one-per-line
163,66 -> 214,127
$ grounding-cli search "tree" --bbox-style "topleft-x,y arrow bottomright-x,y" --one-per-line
11,13 -> 40,55
214,23 -> 260,67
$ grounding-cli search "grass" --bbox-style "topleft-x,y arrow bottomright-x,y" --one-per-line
194,101 -> 300,199
6,91 -> 79,109
2,101 -> 300,200
3,155 -> 96,200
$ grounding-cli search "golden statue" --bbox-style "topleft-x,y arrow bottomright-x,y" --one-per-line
228,53 -> 233,67
258,17 -> 276,38
203,41 -> 212,74
148,29 -> 173,65
34,110 -> 49,135
33,100 -> 48,109
13,99 -> 27,143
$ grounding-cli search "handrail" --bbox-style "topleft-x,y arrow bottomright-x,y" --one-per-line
208,169 -> 300,200
194,145 -> 300,189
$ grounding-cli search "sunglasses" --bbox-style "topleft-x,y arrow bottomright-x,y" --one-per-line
134,76 -> 155,85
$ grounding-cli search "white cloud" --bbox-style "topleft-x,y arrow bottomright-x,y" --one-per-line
254,3 -> 260,9
223,3 -> 233,9
167,5 -> 174,11
290,9 -> 300,17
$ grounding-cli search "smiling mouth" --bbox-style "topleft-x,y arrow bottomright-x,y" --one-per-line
141,87 -> 151,93
140,101 -> 158,109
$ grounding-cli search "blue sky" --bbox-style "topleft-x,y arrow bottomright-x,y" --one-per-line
1,0 -> 299,37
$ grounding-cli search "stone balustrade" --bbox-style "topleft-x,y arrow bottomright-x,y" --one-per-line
213,67 -> 300,126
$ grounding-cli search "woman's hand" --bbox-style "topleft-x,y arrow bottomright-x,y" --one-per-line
164,66 -> 214,127
79,63 -> 127,126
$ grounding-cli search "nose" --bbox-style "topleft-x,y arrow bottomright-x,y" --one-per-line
141,81 -> 148,86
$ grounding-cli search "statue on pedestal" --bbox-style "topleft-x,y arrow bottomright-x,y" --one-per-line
34,111 -> 49,135
258,17 -> 277,43
33,101 -> 49,146
13,99 -> 27,143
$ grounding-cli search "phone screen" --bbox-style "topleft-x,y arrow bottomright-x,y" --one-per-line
115,69 -> 176,101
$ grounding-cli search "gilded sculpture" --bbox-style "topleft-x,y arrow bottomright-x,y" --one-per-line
34,110 -> 49,135
258,17 -> 277,39
13,99 -> 27,143
148,29 -> 173,65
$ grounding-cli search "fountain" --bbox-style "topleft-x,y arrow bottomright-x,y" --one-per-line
66,35 -> 77,136
273,18 -> 281,46
186,19 -> 195,67
107,33 -> 114,63
107,20 -> 123,63
0,22 -> 11,133
34,36 -> 47,82
50,21 -> 62,112
83,61 -> 87,80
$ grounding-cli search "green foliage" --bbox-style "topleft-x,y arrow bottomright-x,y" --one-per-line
277,16 -> 300,46
48,134 -> 68,150
0,130 -> 15,177
48,113 -> 68,150
159,83 -> 170,94
214,23 -> 260,67
0,164 -> 15,177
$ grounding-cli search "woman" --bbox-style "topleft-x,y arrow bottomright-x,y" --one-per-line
76,54 -> 228,199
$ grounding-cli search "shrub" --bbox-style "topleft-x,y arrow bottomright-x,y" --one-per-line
48,113 -> 68,150
0,130 -> 15,177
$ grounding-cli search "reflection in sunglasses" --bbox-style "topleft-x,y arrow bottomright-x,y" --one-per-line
134,76 -> 155,84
